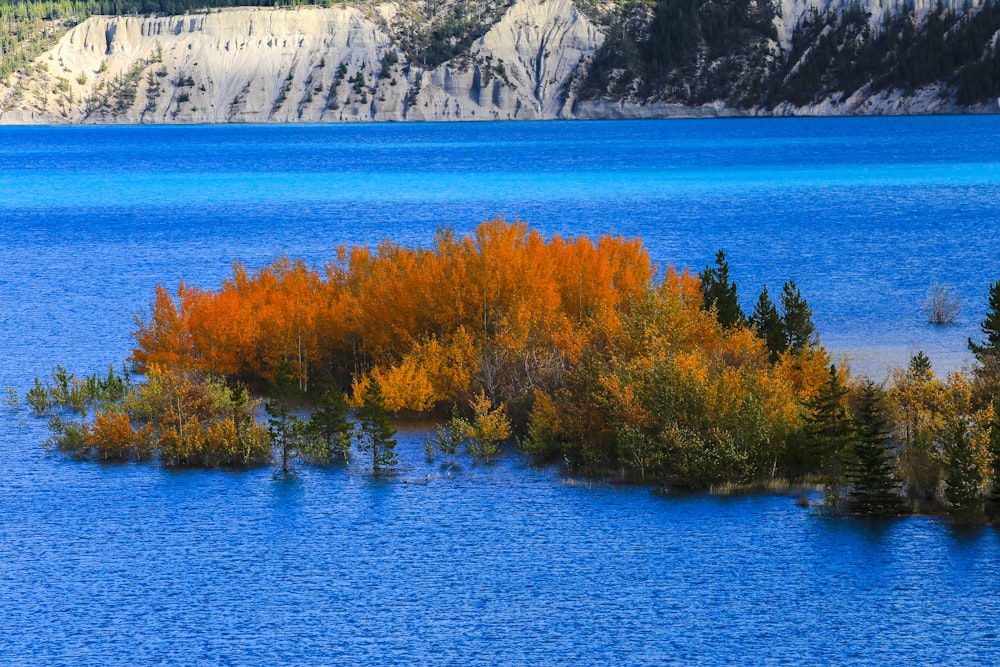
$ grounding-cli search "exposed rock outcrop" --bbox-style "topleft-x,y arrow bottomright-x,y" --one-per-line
0,0 -> 606,123
1,0 -> 997,123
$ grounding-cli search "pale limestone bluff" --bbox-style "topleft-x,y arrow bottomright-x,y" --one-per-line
1,0 -> 989,124
0,0 -> 606,123
391,0 -> 607,120
1,7 -> 406,123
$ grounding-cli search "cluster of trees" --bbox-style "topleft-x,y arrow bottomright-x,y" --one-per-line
576,0 -> 1000,108
517,249 -> 831,487
789,279 -> 1000,522
776,1 -> 1000,108
29,220 -> 1000,523
392,0 -> 515,69
578,0 -> 778,106
129,220 -> 837,486
132,219 -> 658,410
33,364 -> 272,466
30,362 -> 405,471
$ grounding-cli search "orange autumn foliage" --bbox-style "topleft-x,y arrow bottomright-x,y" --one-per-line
130,218 -> 833,483
132,218 -> 654,408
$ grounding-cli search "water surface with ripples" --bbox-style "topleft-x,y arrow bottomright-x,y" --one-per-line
3,117 -> 1000,664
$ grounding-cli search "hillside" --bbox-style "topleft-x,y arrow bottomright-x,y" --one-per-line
1,0 -> 998,123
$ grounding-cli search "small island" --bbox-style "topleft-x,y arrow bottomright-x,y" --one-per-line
24,219 -> 1000,524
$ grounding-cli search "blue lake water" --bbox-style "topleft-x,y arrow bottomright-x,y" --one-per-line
3,117 -> 1000,664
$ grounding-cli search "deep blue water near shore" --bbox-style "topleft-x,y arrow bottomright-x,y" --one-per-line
3,117 -> 1000,664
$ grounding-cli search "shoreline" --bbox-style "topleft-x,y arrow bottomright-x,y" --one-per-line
4,104 -> 1000,126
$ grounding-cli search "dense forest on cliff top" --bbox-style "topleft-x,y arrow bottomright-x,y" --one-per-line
2,0 -> 1000,113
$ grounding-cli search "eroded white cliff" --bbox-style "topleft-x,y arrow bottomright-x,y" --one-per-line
0,0 -> 605,123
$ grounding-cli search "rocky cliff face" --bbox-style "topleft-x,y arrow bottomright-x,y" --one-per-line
0,0 -> 606,123
0,0 -> 997,123
773,0 -> 972,51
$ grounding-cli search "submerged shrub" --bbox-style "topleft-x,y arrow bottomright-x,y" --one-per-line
44,367 -> 270,468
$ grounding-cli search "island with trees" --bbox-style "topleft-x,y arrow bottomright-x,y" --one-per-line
22,219 -> 1000,523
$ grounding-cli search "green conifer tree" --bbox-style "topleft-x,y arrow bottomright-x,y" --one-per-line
356,378 -> 397,470
909,350 -> 933,382
306,385 -> 353,463
985,402 -> 1000,520
968,280 -> 1000,363
699,249 -> 745,329
781,280 -> 816,355
266,358 -> 304,474
846,381 -> 908,516
750,285 -> 787,362
805,364 -> 853,509
969,280 -> 1000,403
228,383 -> 266,467
943,418 -> 985,523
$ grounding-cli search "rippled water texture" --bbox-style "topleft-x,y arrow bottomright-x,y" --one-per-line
3,118 -> 1000,664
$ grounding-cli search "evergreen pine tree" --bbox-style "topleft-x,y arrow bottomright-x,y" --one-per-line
699,249 -> 745,329
266,358 -> 304,474
228,383 -> 267,467
750,285 -> 787,362
969,280 -> 1000,402
909,350 -> 933,382
985,401 -> 1000,520
805,364 -> 853,509
968,279 -> 1000,363
781,280 -> 816,355
356,378 -> 397,470
846,380 -> 908,516
943,418 -> 985,523
306,385 -> 353,463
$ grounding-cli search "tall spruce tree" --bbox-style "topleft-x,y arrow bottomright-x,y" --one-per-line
968,280 -> 1000,363
943,418 -> 985,523
969,280 -> 1000,403
806,364 -> 853,509
985,401 -> 1000,520
781,280 -> 816,354
750,285 -> 787,362
699,249 -> 745,329
356,378 -> 398,470
846,381 -> 908,516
